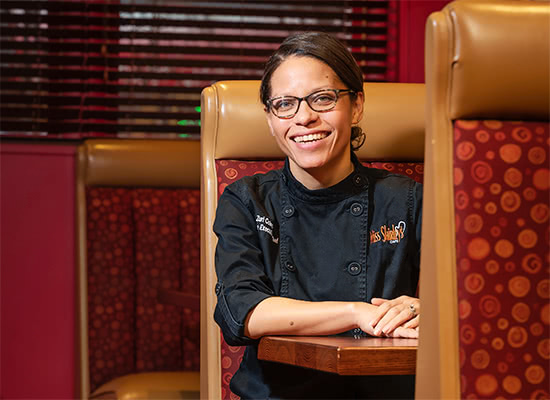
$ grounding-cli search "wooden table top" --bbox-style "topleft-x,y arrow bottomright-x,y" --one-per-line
258,335 -> 418,376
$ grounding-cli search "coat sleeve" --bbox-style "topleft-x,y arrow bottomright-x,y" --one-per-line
412,181 -> 423,285
212,184 -> 275,346
414,181 -> 423,248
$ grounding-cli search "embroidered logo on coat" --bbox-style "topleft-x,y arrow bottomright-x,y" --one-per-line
370,221 -> 406,244
256,214 -> 279,244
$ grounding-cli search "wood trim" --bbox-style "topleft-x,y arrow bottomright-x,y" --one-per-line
415,8 -> 460,400
200,84 -> 222,400
75,144 -> 91,400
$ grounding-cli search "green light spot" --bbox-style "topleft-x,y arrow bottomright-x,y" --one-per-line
178,119 -> 200,127
195,106 -> 201,113
178,133 -> 190,138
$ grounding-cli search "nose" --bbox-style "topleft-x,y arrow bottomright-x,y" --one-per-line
293,99 -> 318,125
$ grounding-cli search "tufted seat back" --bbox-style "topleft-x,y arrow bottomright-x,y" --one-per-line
418,1 -> 550,399
76,139 -> 201,398
200,81 -> 426,400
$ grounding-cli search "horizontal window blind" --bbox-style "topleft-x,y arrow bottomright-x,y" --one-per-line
0,0 -> 396,139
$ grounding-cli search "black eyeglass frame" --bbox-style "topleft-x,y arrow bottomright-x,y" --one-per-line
266,88 -> 356,119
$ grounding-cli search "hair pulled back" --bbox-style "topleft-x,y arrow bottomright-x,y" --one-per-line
260,32 -> 365,150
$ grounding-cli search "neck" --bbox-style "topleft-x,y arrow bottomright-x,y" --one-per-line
289,156 -> 354,190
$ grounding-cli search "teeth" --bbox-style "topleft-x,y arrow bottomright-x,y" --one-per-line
293,133 -> 328,143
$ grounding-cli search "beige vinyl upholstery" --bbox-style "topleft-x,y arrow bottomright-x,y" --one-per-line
76,139 -> 200,399
417,1 -> 550,399
200,81 -> 426,400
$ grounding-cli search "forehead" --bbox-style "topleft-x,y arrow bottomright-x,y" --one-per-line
270,56 -> 343,96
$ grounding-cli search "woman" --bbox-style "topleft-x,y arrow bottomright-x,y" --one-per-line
213,32 -> 422,399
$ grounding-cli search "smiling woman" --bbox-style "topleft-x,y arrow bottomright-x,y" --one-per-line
264,55 -> 363,189
212,32 -> 423,400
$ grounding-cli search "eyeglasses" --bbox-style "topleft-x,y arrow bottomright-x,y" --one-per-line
267,89 -> 355,119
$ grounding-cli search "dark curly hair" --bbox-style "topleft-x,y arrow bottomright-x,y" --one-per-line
260,32 -> 365,150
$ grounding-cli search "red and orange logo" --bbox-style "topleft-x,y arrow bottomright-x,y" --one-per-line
370,221 -> 406,244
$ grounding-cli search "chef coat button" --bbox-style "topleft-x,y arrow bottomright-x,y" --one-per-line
283,205 -> 295,217
285,261 -> 296,272
215,282 -> 222,295
347,262 -> 361,276
353,174 -> 365,186
350,202 -> 363,216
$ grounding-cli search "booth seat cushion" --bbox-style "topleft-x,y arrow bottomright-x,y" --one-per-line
87,187 -> 200,392
90,371 -> 200,400
216,160 -> 424,196
215,159 -> 424,400
453,120 -> 549,399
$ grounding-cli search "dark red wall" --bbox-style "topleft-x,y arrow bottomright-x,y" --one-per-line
398,1 -> 452,83
0,143 -> 76,399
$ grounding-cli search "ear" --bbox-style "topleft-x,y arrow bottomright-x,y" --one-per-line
351,91 -> 364,125
265,111 -> 276,137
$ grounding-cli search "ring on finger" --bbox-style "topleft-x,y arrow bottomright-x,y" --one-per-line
409,303 -> 417,317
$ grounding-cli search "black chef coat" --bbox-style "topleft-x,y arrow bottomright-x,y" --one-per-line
213,154 -> 422,399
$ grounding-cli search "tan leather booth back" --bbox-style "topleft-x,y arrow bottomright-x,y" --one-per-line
80,139 -> 200,187
201,81 -> 425,161
76,139 -> 200,399
200,80 -> 425,400
439,0 -> 550,120
419,1 -> 550,399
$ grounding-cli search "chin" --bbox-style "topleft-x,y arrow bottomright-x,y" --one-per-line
292,156 -> 329,171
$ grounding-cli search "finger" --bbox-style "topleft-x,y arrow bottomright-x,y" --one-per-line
371,298 -> 389,306
372,307 -> 404,336
408,301 -> 420,316
368,301 -> 393,328
390,326 -> 418,339
403,315 -> 419,329
379,309 -> 412,336
401,327 -> 419,339
369,301 -> 397,329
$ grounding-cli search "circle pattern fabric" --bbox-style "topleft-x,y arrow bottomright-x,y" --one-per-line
454,120 -> 549,399
87,188 -> 136,390
215,159 -> 424,400
86,187 -> 200,391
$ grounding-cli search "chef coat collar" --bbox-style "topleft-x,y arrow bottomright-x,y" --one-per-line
281,152 -> 368,203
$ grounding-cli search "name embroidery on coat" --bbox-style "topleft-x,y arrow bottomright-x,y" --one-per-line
256,214 -> 279,244
370,220 -> 406,244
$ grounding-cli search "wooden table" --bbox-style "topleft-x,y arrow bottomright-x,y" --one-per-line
258,336 -> 417,375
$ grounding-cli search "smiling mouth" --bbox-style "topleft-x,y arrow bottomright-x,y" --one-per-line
292,132 -> 328,143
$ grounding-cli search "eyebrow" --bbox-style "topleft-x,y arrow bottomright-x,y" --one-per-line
271,86 -> 333,98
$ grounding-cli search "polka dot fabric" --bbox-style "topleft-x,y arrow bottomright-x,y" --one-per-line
134,189 -> 184,373
87,188 -> 136,391
215,159 -> 424,400
453,120 -> 549,399
86,187 -> 200,392
178,190 -> 201,371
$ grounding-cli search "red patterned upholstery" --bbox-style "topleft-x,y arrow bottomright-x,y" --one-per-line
86,188 -> 200,392
216,160 -> 285,196
215,159 -> 424,399
87,188 -> 136,388
453,120 -> 549,399
365,161 -> 424,184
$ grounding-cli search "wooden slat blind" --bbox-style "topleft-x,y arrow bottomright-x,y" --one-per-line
0,0 -> 396,139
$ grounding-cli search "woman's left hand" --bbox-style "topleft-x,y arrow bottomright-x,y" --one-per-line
368,295 -> 420,337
